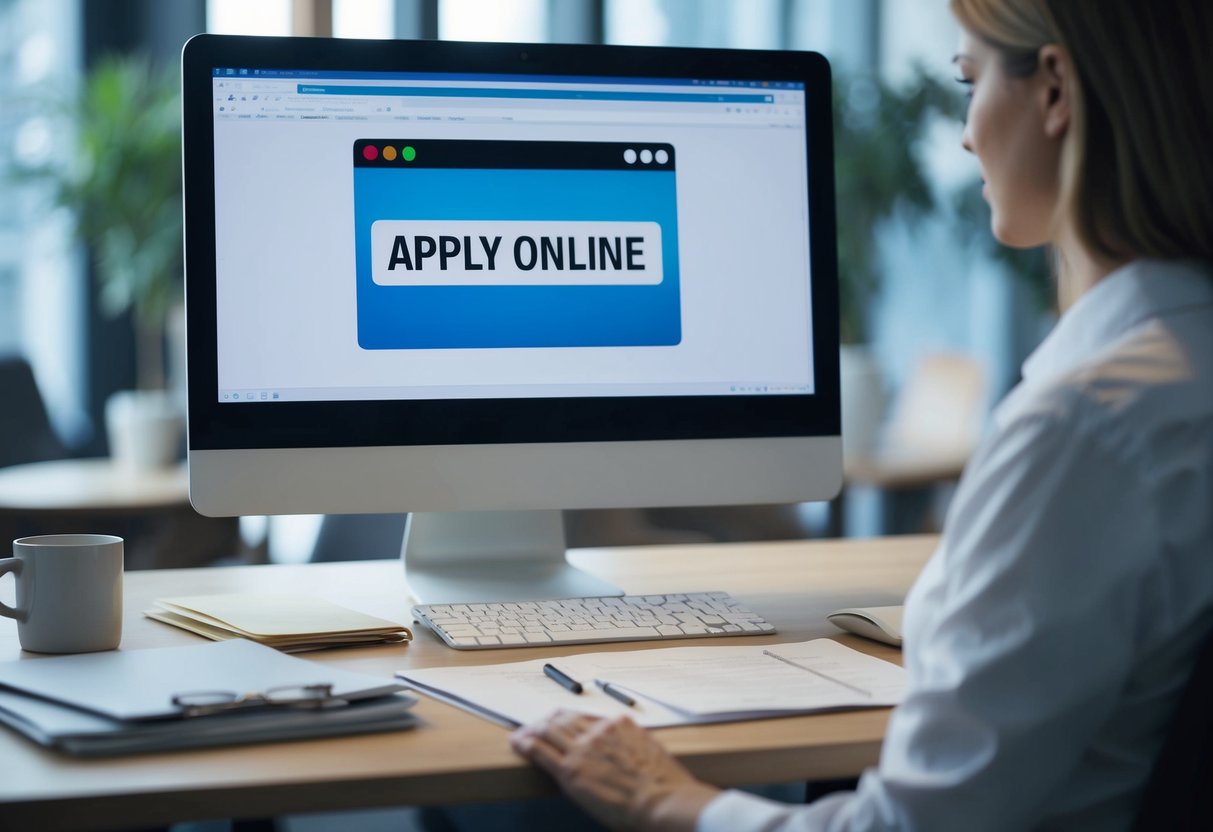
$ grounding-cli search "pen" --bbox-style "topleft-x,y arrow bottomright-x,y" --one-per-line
543,663 -> 583,694
594,678 -> 636,707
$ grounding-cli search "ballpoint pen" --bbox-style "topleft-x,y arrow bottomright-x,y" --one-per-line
543,663 -> 583,694
594,678 -> 636,707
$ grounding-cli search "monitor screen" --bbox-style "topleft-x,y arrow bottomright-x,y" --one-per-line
209,68 -> 816,408
182,36 -> 839,524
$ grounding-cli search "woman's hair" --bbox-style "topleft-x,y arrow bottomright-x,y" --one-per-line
950,0 -> 1213,264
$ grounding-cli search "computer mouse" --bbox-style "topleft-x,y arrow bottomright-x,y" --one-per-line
827,605 -> 904,647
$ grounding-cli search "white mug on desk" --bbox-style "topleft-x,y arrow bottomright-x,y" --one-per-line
0,534 -> 124,653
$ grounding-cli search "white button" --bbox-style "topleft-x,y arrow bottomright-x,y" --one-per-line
654,148 -> 669,164
639,148 -> 653,164
623,148 -> 637,164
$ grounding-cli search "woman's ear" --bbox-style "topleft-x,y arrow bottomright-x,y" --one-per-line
1038,44 -> 1072,139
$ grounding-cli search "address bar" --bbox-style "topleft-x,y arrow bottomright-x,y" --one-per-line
296,83 -> 775,105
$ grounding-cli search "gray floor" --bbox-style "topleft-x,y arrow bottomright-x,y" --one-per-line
173,808 -> 424,832
170,782 -> 809,832
284,808 -> 425,832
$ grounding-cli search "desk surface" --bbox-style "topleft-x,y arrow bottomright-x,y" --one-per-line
845,444 -> 971,490
0,535 -> 937,831
0,459 -> 189,514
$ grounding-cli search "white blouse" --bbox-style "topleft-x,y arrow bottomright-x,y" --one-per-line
698,259 -> 1213,832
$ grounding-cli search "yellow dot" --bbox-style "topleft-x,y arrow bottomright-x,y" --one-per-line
382,145 -> 398,161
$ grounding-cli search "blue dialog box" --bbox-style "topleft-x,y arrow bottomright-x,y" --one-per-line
352,139 -> 682,350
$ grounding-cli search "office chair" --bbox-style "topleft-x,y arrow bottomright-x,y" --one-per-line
1132,620 -> 1213,830
880,352 -> 987,457
844,352 -> 987,534
0,355 -> 68,469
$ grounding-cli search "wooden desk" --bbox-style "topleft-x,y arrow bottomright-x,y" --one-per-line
0,459 -> 239,569
0,459 -> 188,514
839,445 -> 973,537
845,444 -> 971,491
0,535 -> 937,831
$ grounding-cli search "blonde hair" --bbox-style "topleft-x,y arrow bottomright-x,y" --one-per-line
950,0 -> 1213,265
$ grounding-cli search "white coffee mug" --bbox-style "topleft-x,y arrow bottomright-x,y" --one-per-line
0,534 -> 124,653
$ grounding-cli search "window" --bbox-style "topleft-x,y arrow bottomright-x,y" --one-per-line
0,0 -> 87,444
333,0 -> 394,39
206,0 -> 292,35
606,0 -> 783,49
439,0 -> 546,42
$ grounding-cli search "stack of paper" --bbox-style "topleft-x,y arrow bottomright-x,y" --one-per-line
0,640 -> 417,756
399,638 -> 907,729
145,593 -> 412,652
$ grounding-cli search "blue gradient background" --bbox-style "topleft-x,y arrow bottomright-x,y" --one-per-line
353,166 -> 681,349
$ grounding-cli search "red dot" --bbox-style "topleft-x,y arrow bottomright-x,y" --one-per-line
362,145 -> 378,161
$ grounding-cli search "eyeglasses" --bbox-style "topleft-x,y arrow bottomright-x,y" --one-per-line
171,683 -> 344,718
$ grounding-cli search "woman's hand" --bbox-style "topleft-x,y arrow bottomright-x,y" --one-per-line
510,710 -> 720,832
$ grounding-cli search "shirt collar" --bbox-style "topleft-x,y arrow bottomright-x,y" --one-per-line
1021,258 -> 1213,383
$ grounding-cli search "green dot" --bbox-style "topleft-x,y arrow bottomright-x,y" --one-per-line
401,145 -> 416,162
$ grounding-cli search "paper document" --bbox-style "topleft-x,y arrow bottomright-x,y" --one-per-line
399,638 -> 906,729
145,593 -> 412,651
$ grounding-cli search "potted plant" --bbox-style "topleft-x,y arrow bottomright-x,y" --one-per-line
22,55 -> 185,469
832,68 -> 963,459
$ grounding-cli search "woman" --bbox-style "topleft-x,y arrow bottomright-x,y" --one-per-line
510,1 -> 1213,829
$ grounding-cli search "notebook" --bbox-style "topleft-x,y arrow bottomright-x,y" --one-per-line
0,639 -> 416,755
0,638 -> 406,721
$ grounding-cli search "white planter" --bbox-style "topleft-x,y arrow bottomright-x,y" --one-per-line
105,390 -> 184,471
839,344 -> 887,463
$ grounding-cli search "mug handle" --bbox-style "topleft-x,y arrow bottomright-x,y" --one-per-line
0,558 -> 26,622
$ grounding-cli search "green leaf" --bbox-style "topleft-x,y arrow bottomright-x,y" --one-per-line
834,66 -> 964,343
20,54 -> 184,321
8,53 -> 183,388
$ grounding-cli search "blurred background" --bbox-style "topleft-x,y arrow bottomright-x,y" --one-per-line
0,0 -> 1054,566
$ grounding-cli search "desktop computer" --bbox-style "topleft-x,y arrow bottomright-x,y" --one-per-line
181,35 -> 841,610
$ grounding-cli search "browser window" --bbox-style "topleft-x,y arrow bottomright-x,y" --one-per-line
210,69 -> 814,403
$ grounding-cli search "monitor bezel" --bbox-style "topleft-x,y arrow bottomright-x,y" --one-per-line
181,34 -> 839,453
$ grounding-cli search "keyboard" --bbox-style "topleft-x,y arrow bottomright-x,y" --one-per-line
412,591 -> 776,650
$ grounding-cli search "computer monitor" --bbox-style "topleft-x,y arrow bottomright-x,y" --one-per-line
181,34 -> 840,603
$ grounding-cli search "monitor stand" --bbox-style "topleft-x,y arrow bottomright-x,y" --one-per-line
401,510 -> 624,604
